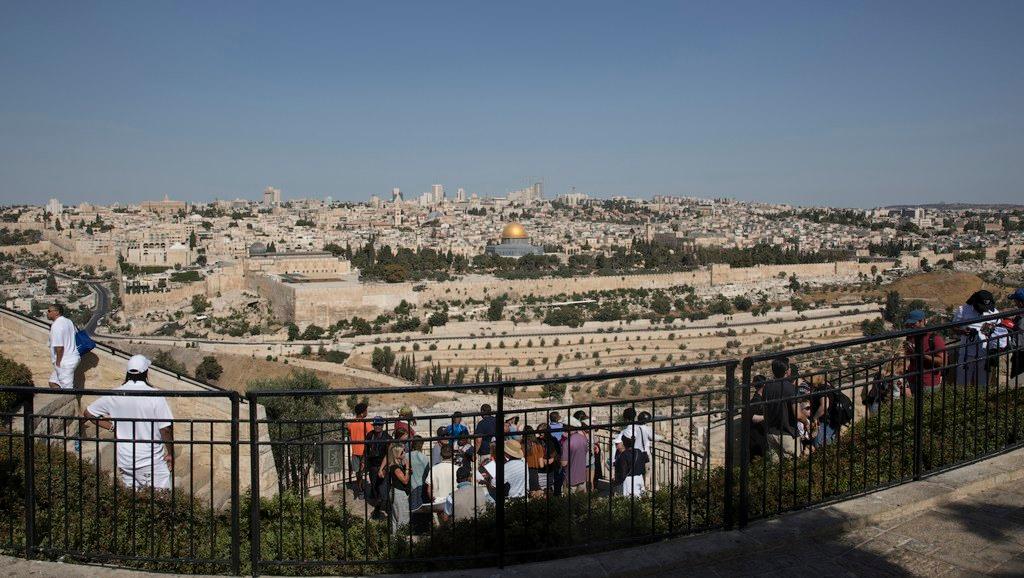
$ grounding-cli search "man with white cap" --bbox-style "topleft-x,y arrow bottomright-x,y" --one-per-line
83,355 -> 175,490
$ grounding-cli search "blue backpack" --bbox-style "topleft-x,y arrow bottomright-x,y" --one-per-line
75,329 -> 96,356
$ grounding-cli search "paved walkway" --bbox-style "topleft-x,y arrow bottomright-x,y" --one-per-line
662,477 -> 1024,577
3,450 -> 1024,577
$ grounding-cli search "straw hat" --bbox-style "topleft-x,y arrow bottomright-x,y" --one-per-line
504,440 -> 524,459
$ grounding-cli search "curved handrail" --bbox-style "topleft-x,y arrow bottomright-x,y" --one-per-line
0,305 -> 230,394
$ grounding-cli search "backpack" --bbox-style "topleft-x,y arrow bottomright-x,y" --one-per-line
830,391 -> 855,427
364,430 -> 390,460
75,328 -> 96,356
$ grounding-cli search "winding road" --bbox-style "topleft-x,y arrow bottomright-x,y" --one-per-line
83,281 -> 110,335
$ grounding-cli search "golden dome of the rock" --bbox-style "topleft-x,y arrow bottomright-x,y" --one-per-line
500,222 -> 528,240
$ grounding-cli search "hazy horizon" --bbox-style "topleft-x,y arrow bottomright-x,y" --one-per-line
2,1 -> 1022,208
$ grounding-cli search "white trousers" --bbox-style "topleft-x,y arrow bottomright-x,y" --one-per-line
621,475 -> 645,497
120,461 -> 172,490
49,359 -> 79,389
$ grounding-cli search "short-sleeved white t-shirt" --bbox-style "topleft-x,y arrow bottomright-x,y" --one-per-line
619,424 -> 654,454
86,381 -> 174,472
49,316 -> 80,366
428,460 -> 457,505
483,458 -> 527,499
953,304 -> 999,340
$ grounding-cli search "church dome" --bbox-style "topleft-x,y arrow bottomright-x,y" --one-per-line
501,222 -> 528,240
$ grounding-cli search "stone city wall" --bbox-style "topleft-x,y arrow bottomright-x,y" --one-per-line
0,221 -> 45,232
122,282 -> 207,314
247,273 -> 298,322
121,264 -> 246,314
0,241 -> 51,256
45,233 -> 119,269
269,259 -> 894,325
288,281 -> 419,326
244,254 -> 352,277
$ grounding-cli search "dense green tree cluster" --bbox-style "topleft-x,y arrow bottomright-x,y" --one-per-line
0,228 -> 41,245
194,355 -> 223,382
349,242 -> 467,283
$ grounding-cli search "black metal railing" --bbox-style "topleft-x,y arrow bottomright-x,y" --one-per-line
737,308 -> 1024,526
0,387 -> 241,573
244,359 -> 736,574
0,307 -> 1022,575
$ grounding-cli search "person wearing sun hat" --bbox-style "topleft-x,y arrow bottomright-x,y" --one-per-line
902,309 -> 946,395
479,439 -> 528,501
83,355 -> 175,489
395,406 -> 416,439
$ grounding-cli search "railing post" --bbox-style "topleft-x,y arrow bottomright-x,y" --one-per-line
22,391 -> 34,560
494,381 -> 506,568
723,362 -> 736,530
230,393 -> 241,575
247,393 -> 261,577
912,333 -> 926,480
738,358 -> 752,528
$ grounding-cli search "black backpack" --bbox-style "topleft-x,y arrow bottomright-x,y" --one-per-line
830,391 -> 855,427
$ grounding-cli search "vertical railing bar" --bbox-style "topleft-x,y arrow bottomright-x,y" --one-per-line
723,362 -> 736,529
912,333 -> 925,480
230,394 -> 241,575
23,393 -> 34,560
738,358 -> 751,528
494,381 -> 506,568
248,393 -> 261,577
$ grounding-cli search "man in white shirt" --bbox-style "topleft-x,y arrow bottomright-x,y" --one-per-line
480,440 -> 527,501
617,408 -> 658,490
954,290 -> 998,386
84,355 -> 175,490
46,303 -> 80,390
427,445 -> 457,511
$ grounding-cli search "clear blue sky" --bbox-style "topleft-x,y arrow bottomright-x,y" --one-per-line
1,1 -> 1022,207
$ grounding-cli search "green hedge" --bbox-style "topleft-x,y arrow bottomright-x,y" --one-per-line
0,353 -> 32,415
742,384 -> 1024,519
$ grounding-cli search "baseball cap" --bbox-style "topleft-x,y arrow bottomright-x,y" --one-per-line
1010,288 -> 1024,303
126,354 -> 151,374
904,310 -> 926,324
398,406 -> 413,418
372,416 -> 385,426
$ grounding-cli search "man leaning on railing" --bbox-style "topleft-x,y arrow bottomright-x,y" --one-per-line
82,355 -> 175,490
952,290 -> 999,387
764,358 -> 802,459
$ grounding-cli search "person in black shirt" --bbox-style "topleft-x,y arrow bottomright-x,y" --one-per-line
748,375 -> 768,461
1009,289 -> 1024,384
474,404 -> 497,455
763,358 -> 800,459
614,434 -> 648,497
535,423 -> 561,495
364,416 -> 392,517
